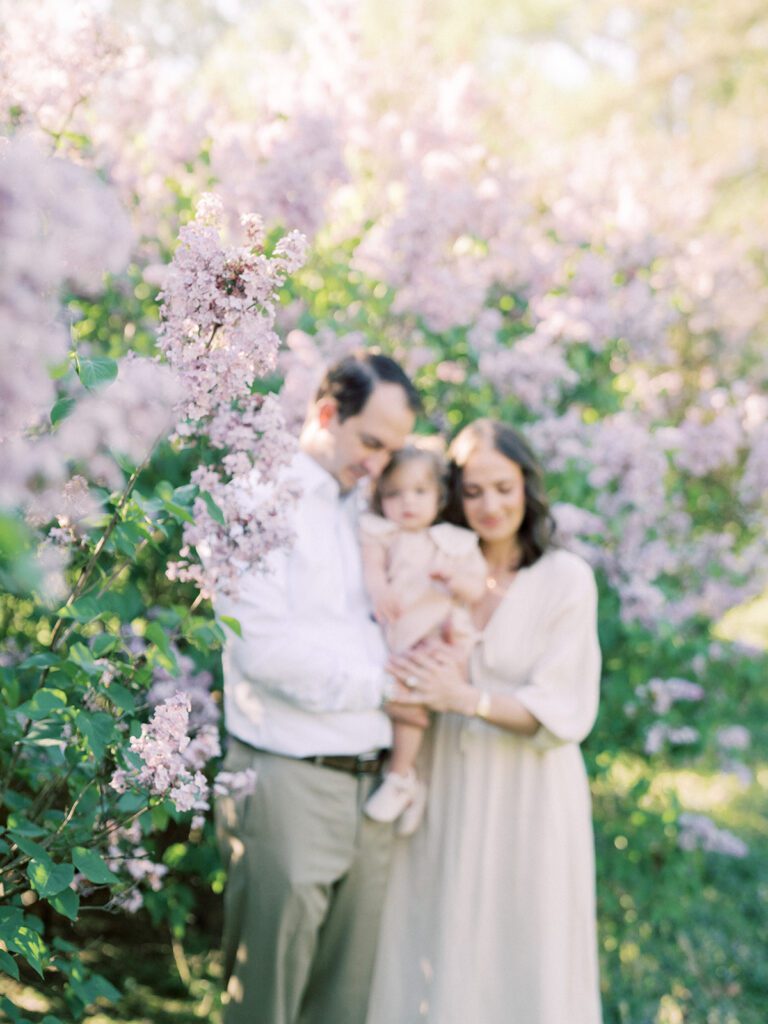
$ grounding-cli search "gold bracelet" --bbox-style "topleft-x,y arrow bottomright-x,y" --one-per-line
474,690 -> 492,720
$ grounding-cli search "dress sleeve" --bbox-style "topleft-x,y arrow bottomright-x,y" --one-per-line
430,524 -> 487,603
359,512 -> 397,544
513,560 -> 601,751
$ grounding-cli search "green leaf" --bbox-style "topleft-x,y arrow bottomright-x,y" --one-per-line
200,490 -> 226,526
5,924 -> 48,977
19,688 -> 67,720
8,834 -> 53,864
112,520 -> 148,557
57,596 -> 103,623
78,356 -> 118,391
91,634 -> 120,657
0,950 -> 19,980
50,396 -> 76,425
48,887 -> 80,921
28,859 -> 74,898
173,483 -> 198,504
69,642 -> 102,678
162,499 -> 196,524
220,615 -> 243,638
0,514 -> 32,559
69,968 -> 122,1007
18,651 -> 61,669
103,681 -> 135,713
145,621 -> 177,670
74,710 -> 116,760
100,583 -> 143,622
72,846 -> 119,885
7,822 -> 49,845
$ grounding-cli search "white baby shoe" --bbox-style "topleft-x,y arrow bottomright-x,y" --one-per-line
365,770 -> 427,836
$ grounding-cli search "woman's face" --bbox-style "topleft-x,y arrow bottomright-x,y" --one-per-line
460,445 -> 526,545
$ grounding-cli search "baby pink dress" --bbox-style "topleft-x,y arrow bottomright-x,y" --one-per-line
359,514 -> 487,655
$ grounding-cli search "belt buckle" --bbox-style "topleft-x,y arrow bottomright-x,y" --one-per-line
355,751 -> 380,773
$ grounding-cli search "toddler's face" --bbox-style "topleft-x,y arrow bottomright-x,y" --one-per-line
379,459 -> 441,532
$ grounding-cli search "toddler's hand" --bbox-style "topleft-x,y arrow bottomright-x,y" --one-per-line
373,590 -> 402,625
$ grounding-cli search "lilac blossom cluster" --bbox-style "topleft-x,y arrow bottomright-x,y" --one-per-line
644,723 -> 700,756
635,677 -> 705,716
677,813 -> 749,859
5,4 -> 765,630
0,136 -> 131,446
0,135 -> 186,601
158,194 -> 308,597
110,693 -> 211,828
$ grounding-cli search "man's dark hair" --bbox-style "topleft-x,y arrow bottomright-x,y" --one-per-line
316,350 -> 421,422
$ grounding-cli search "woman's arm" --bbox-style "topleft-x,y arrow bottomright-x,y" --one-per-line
388,647 -> 540,737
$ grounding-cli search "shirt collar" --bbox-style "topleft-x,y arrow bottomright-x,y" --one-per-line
294,450 -> 368,510
295,450 -> 342,501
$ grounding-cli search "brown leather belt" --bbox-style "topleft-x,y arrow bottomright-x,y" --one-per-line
302,751 -> 386,775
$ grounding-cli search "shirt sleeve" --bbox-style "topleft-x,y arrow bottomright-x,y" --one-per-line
512,561 -> 601,751
214,551 -> 388,715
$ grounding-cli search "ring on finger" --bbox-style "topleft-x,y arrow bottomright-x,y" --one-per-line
404,674 -> 419,689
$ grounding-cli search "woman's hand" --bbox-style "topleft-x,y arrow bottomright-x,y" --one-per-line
388,645 -> 478,716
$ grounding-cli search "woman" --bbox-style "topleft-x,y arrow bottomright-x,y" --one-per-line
367,419 -> 602,1024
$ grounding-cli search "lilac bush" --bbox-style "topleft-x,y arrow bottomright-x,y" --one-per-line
1,2 -> 767,1021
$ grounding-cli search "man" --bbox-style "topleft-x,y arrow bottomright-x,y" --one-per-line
215,351 -> 420,1024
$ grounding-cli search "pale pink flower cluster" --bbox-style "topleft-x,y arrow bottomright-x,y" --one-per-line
715,726 -> 751,752
3,355 -> 181,525
0,4 -> 124,139
477,330 -> 579,413
635,677 -> 705,716
677,813 -> 749,859
110,693 -> 211,821
550,503 -> 604,563
101,820 -> 169,914
169,468 -> 301,599
661,408 -> 743,477
0,135 -> 131,448
740,423 -> 768,507
157,193 -> 308,425
147,652 -> 219,731
644,724 -> 700,756
157,195 -> 308,597
210,112 -> 348,239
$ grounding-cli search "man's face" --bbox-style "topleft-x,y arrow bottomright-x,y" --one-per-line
320,383 -> 416,492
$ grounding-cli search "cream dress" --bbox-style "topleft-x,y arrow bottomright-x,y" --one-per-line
367,548 -> 603,1024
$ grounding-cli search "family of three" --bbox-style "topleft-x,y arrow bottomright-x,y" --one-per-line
214,350 -> 602,1024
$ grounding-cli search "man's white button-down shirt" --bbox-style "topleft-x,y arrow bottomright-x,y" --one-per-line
214,451 -> 392,757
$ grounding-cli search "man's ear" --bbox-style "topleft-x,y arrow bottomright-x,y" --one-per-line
316,396 -> 338,429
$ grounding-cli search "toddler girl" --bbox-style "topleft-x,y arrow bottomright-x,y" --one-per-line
361,445 -> 486,834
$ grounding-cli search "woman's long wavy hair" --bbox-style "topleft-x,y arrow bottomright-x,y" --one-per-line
444,419 -> 556,569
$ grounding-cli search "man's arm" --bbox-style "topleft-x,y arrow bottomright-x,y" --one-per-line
216,554 -> 386,714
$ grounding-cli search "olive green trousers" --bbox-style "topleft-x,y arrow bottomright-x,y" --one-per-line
216,739 -> 394,1024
